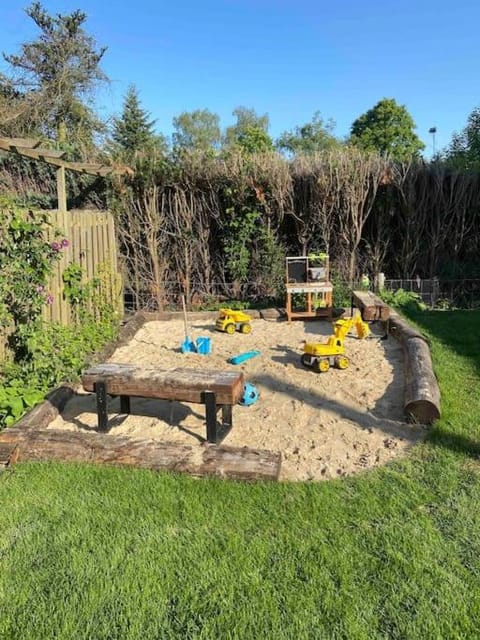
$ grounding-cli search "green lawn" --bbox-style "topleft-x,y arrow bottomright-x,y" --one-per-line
1,310 -> 480,639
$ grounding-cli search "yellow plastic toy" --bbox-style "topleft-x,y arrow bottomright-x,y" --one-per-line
215,308 -> 252,335
301,313 -> 370,373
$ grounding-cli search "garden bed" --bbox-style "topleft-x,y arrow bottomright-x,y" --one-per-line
46,313 -> 426,481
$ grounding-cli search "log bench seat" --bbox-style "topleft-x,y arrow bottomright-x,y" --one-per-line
352,290 -> 390,322
82,363 -> 245,444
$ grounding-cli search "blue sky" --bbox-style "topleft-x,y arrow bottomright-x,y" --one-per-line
1,0 -> 478,156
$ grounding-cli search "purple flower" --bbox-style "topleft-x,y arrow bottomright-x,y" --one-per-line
51,241 -> 60,252
36,285 -> 44,293
61,238 -> 69,248
46,294 -> 54,305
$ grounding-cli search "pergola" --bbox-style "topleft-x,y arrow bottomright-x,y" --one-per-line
0,136 -> 132,211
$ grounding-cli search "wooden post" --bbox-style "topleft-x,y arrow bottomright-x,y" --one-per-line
56,166 -> 67,212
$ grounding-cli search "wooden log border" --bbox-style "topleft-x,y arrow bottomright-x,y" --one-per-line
386,309 -> 441,424
0,312 -> 282,481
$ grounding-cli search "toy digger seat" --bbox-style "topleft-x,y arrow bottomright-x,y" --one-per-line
301,313 -> 370,373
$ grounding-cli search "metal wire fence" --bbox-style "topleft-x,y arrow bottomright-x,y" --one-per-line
384,278 -> 480,309
124,278 -> 480,312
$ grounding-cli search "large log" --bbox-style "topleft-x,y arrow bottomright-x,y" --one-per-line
0,429 -> 281,481
386,310 -> 441,424
352,290 -> 390,321
82,364 -> 244,405
388,309 -> 428,342
403,337 -> 441,424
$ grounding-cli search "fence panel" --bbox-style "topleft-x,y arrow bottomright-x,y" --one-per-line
42,209 -> 123,324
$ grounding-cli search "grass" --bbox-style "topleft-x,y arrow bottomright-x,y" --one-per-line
1,309 -> 480,639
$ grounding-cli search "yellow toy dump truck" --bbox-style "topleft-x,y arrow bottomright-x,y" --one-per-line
215,308 -> 252,334
301,313 -> 370,373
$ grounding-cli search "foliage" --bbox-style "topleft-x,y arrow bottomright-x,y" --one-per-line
236,125 -> 274,154
444,106 -> 480,170
277,111 -> 341,155
350,98 -> 425,161
380,287 -> 427,311
111,85 -> 163,159
224,106 -> 272,150
172,109 -> 221,153
0,244 -> 119,429
1,2 -> 108,146
0,374 -> 44,427
0,196 -> 63,328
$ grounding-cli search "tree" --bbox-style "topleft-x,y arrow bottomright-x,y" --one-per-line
111,85 -> 163,158
172,109 -> 221,153
236,126 -> 274,154
445,107 -> 480,170
350,98 -> 424,162
224,106 -> 273,151
1,2 -> 107,146
277,112 -> 341,155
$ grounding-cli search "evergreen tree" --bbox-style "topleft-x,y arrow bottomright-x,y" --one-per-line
1,2 -> 107,146
445,107 -> 480,170
112,85 -> 160,157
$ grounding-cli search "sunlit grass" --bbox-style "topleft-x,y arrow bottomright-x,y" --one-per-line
1,309 -> 480,639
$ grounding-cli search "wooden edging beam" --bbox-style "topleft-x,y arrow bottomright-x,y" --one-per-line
0,429 -> 281,481
386,309 -> 441,424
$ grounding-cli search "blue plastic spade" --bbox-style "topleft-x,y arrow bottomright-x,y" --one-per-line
228,350 -> 261,365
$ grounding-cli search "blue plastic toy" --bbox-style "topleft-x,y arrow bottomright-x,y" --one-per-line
239,383 -> 260,406
228,350 -> 261,365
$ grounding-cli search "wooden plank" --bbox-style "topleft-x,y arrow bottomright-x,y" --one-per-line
56,166 -> 67,212
0,137 -> 42,149
352,290 -> 390,321
0,429 -> 281,481
82,364 -> 245,405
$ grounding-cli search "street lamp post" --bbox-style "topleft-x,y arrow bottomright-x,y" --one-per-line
429,127 -> 437,156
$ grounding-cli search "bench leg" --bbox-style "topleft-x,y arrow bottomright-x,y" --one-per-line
204,390 -> 218,443
94,381 -> 108,432
222,404 -> 232,428
120,395 -> 130,414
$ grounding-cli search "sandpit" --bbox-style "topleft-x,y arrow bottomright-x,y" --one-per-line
48,316 -> 426,481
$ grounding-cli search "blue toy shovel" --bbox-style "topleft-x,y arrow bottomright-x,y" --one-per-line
180,295 -> 197,353
229,350 -> 261,365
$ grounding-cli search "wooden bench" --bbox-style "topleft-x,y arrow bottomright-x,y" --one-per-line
82,363 -> 245,445
351,290 -> 390,322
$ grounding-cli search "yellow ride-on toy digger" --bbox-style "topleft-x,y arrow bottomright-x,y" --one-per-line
301,313 -> 370,373
215,308 -> 252,334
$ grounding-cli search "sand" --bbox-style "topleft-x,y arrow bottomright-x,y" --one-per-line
48,316 -> 426,481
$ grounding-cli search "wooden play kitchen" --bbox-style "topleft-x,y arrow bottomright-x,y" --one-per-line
285,253 -> 333,323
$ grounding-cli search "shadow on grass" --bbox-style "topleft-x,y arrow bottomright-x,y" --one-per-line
401,308 -> 480,374
427,427 -> 480,460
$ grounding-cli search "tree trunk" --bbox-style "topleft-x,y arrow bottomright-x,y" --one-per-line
388,310 -> 441,424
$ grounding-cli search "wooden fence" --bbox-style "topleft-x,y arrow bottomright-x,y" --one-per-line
1,209 -> 122,361
42,209 -> 122,324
